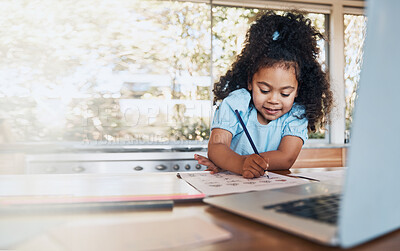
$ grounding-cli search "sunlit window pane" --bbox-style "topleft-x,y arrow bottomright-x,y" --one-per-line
344,14 -> 367,141
0,0 -> 211,143
0,1 -> 328,144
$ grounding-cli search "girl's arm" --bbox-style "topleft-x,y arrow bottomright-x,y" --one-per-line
259,135 -> 303,171
208,128 -> 267,178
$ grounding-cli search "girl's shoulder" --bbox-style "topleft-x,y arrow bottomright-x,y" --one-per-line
280,103 -> 309,144
276,103 -> 307,125
225,88 -> 251,100
218,88 -> 251,113
289,103 -> 306,117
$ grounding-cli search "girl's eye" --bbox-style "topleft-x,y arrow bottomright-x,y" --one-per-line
281,93 -> 290,97
260,89 -> 270,94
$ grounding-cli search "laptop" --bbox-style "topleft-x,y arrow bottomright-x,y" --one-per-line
203,0 -> 400,248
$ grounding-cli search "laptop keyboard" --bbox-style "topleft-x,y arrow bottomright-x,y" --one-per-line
263,193 -> 341,225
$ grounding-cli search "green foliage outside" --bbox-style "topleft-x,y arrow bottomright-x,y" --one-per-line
0,1 -> 346,143
344,15 -> 367,131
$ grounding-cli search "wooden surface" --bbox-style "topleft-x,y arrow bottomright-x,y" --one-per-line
178,168 -> 400,250
175,202 -> 400,251
293,148 -> 348,168
9,168 -> 400,250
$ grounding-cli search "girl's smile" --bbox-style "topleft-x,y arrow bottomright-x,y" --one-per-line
248,64 -> 298,125
264,107 -> 281,115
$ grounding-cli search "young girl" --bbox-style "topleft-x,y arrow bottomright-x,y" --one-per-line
195,11 -> 333,179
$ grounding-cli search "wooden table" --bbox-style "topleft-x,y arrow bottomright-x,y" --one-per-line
174,168 -> 400,250
10,168 -> 400,250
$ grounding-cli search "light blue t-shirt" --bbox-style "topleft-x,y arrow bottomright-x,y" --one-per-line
211,88 -> 308,155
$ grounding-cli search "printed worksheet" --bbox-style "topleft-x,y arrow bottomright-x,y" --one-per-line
179,171 -> 309,196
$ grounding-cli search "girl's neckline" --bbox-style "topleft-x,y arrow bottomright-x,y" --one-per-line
256,111 -> 270,125
250,106 -> 272,127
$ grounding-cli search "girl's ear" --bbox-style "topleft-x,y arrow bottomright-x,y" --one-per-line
247,82 -> 252,91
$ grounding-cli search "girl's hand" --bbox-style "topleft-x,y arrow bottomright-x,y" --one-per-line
194,154 -> 223,174
242,154 -> 269,179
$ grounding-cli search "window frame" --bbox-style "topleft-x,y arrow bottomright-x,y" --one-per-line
0,0 -> 366,146
209,0 -> 366,145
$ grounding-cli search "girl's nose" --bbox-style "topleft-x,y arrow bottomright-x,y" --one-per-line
267,93 -> 279,104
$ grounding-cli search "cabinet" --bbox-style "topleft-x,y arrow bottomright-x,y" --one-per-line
292,147 -> 347,168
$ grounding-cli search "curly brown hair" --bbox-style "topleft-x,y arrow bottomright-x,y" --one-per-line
213,11 -> 333,132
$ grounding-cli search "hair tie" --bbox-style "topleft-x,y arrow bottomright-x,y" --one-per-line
272,31 -> 279,41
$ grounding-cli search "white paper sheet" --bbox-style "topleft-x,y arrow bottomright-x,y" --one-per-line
290,170 -> 345,185
179,171 -> 309,196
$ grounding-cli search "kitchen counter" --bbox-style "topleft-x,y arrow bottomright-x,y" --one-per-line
0,141 -> 349,175
0,141 -> 348,154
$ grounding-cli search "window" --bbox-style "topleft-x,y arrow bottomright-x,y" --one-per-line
0,1 -> 359,146
344,14 -> 367,141
0,0 -> 212,143
212,6 -> 327,139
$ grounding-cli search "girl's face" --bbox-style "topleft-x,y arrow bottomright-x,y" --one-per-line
248,65 -> 298,125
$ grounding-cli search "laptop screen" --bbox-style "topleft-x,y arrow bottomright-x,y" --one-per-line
339,0 -> 400,247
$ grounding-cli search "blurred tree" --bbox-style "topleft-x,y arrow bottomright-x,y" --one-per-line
344,15 -> 367,131
168,104 -> 210,141
0,0 -> 212,142
0,1 -> 330,143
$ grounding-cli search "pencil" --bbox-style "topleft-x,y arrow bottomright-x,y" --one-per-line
234,110 -> 269,178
